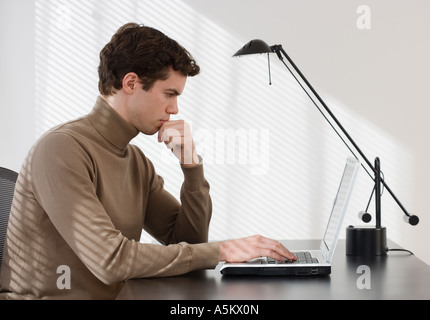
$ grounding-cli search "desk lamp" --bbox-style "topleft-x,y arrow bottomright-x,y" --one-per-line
233,39 -> 419,256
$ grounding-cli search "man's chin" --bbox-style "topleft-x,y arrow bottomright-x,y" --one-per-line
138,126 -> 159,136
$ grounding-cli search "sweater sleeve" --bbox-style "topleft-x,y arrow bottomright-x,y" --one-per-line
142,155 -> 213,246
30,133 -> 219,285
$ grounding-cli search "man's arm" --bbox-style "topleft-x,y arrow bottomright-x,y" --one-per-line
142,159 -> 212,245
143,120 -> 211,245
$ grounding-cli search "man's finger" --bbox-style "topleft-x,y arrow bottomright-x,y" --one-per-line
252,236 -> 296,261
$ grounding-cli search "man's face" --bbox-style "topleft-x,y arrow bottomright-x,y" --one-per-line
128,67 -> 187,135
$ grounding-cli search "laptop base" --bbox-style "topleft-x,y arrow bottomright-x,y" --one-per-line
220,265 -> 331,276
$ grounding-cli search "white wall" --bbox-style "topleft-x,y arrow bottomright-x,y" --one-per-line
1,0 -> 429,266
0,0 -> 35,171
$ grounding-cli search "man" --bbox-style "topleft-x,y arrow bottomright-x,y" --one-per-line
0,23 -> 295,299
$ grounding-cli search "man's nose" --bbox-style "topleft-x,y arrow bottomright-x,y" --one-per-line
167,99 -> 179,114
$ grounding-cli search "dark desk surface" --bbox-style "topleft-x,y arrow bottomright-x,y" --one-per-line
116,240 -> 430,300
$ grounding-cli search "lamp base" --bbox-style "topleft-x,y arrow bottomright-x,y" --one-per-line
346,225 -> 387,256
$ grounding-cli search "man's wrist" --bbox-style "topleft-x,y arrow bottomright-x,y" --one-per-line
218,241 -> 227,261
181,155 -> 207,191
181,153 -> 202,168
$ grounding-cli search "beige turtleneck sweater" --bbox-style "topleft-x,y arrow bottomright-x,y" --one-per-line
0,96 -> 219,299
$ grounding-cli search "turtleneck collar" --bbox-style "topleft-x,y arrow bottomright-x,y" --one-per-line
87,96 -> 139,153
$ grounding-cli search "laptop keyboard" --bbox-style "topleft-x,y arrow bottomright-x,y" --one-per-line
296,252 -> 319,263
267,252 -> 319,264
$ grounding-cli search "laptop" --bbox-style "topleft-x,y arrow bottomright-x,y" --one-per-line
220,157 -> 360,276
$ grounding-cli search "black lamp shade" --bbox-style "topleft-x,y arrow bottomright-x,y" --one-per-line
233,39 -> 273,57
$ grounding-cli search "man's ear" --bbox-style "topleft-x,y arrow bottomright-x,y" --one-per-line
122,72 -> 139,94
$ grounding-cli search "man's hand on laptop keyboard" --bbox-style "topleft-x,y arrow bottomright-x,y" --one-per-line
218,235 -> 297,263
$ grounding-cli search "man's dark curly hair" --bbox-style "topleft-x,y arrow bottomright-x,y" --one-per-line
98,23 -> 200,95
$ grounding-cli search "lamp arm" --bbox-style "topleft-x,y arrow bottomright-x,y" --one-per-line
270,45 -> 416,222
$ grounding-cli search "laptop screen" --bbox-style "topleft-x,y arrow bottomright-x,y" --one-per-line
321,157 -> 359,260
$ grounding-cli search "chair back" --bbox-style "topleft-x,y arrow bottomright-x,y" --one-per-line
0,167 -> 18,270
